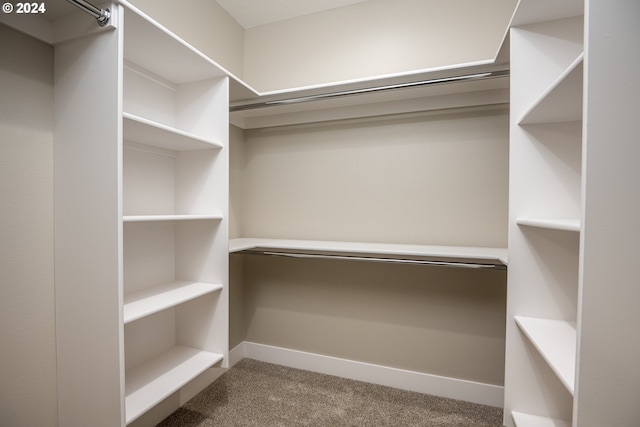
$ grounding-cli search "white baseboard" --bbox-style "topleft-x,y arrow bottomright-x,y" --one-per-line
228,342 -> 247,367
228,341 -> 504,408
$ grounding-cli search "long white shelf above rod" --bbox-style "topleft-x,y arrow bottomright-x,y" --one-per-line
230,70 -> 509,112
123,214 -> 222,222
229,238 -> 508,269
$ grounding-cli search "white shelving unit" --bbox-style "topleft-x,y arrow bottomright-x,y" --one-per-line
54,2 -> 229,426
505,0 -> 640,422
503,0 -> 584,425
121,2 -> 229,424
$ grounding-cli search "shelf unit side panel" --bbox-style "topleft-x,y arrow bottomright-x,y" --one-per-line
511,122 -> 583,220
123,144 -> 176,216
124,309 -> 177,372
175,150 -> 220,215
123,222 -> 176,294
507,228 -> 580,320
575,0 -> 640,425
175,220 -> 229,357
53,14 -> 125,426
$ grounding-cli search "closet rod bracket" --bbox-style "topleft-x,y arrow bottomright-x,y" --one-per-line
66,0 -> 111,26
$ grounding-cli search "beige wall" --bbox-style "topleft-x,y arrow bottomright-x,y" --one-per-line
244,0 -> 516,91
128,0 -> 245,78
242,255 -> 506,385
0,24 -> 57,425
232,105 -> 509,385
242,106 -> 509,247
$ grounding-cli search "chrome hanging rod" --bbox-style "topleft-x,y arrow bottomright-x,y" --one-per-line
242,250 -> 506,270
66,0 -> 111,26
230,70 -> 509,112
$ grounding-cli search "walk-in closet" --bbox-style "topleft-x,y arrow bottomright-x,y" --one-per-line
1,0 -> 639,426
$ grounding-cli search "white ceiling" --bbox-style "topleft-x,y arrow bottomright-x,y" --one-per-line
216,0 -> 370,29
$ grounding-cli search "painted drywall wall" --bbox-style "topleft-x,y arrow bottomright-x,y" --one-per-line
243,0 -> 517,91
242,106 -> 509,246
0,24 -> 57,426
242,255 -> 507,385
235,106 -> 509,384
128,0 -> 245,79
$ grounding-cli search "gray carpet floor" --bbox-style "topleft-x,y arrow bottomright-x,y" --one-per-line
158,359 -> 503,426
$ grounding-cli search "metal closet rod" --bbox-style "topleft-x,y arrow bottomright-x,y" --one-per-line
242,250 -> 506,270
230,70 -> 509,112
66,0 -> 111,26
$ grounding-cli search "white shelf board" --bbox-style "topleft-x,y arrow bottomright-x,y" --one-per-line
514,316 -> 576,394
511,0 -> 583,27
512,411 -> 571,427
229,238 -> 508,266
517,218 -> 581,232
123,281 -> 223,324
125,346 -> 223,424
123,214 -> 223,222
123,113 -> 223,151
121,1 -> 227,84
519,53 -> 584,125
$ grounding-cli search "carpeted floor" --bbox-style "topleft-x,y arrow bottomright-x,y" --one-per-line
158,359 -> 503,427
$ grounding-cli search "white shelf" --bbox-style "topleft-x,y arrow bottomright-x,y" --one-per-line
229,238 -> 508,267
512,411 -> 571,427
517,218 -> 581,232
510,0 -> 583,27
230,62 -> 509,129
122,2 -> 227,84
514,316 -> 576,395
125,346 -> 223,424
123,214 -> 223,222
123,113 -> 223,151
519,53 -> 584,125
123,281 -> 223,324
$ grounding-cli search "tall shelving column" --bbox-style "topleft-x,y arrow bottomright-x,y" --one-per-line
121,4 -> 229,425
54,2 -> 230,426
54,6 -> 125,426
503,0 -> 584,426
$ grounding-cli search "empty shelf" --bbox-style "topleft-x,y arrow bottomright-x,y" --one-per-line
519,53 -> 584,125
123,113 -> 223,151
512,411 -> 571,427
124,281 -> 223,324
515,316 -> 576,394
125,346 -> 223,424
122,4 -> 227,84
517,218 -> 581,232
123,214 -> 223,222
230,238 -> 508,268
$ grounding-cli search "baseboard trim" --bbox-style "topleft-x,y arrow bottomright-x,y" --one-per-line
229,341 -> 503,408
